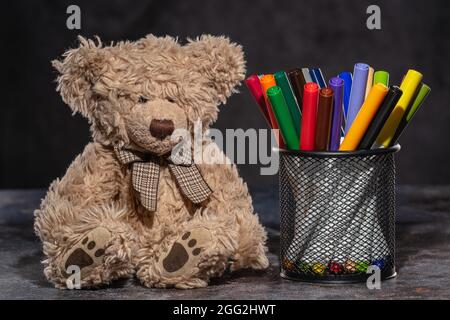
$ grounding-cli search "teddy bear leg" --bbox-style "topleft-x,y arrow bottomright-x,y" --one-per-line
230,210 -> 270,272
36,204 -> 137,289
136,213 -> 238,289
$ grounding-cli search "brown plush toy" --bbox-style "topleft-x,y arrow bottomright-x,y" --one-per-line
34,34 -> 269,289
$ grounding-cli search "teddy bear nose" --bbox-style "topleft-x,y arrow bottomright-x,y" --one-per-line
150,119 -> 175,140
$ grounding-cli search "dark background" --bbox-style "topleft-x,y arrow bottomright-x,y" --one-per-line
2,0 -> 450,192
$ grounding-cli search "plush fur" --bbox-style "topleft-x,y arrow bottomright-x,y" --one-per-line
34,34 -> 269,289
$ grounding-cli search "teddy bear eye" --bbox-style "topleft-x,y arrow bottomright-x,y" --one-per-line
167,97 -> 175,103
138,96 -> 148,104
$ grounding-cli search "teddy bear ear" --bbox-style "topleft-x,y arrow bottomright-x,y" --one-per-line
185,35 -> 246,104
52,36 -> 106,118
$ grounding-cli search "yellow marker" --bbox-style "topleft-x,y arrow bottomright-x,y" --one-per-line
340,83 -> 389,151
375,69 -> 423,147
365,67 -> 374,99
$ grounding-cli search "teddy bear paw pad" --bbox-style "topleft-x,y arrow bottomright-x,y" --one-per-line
63,227 -> 111,275
161,227 -> 212,277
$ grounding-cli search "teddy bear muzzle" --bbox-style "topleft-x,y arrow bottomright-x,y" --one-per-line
150,119 -> 175,140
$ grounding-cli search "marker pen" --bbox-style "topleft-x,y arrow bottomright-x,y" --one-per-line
390,83 -> 430,145
274,71 -> 301,136
373,70 -> 389,87
260,74 -> 285,148
345,63 -> 369,134
375,69 -> 423,147
340,83 -> 389,151
245,75 -> 271,125
358,85 -> 403,149
329,77 -> 344,151
338,71 -> 353,119
365,67 -> 374,99
267,86 -> 300,150
302,68 -> 313,83
300,82 -> 319,151
315,87 -> 334,150
311,68 -> 327,88
287,69 -> 307,111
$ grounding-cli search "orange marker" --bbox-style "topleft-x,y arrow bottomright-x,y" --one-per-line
365,67 -> 374,99
260,74 -> 285,148
339,83 -> 389,151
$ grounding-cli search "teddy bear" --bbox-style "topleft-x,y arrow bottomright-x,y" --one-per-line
34,34 -> 269,289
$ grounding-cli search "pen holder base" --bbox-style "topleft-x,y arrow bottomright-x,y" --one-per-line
278,145 -> 400,283
281,267 -> 397,284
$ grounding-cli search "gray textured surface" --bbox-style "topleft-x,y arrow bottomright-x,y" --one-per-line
1,187 -> 450,300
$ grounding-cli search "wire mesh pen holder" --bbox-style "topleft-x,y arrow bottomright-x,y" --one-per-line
279,145 -> 400,283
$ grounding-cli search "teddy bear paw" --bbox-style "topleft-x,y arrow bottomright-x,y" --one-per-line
62,227 -> 111,278
160,227 -> 212,278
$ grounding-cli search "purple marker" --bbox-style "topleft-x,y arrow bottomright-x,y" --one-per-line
345,63 -> 369,133
329,77 -> 344,150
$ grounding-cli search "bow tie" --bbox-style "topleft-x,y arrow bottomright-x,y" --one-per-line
114,148 -> 212,212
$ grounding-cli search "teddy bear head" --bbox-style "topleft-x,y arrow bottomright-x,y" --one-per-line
53,35 -> 245,155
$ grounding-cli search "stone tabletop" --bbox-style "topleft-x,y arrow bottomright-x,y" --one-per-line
1,186 -> 449,300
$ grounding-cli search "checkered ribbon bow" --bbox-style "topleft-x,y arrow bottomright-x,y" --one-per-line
115,147 -> 212,212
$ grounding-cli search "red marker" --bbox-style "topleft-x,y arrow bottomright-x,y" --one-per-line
245,75 -> 270,125
300,82 -> 319,151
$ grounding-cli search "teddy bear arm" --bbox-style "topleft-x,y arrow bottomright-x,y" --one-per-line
199,162 -> 269,272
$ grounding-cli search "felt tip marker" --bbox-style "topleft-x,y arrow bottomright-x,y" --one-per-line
260,74 -> 285,148
358,85 -> 403,150
345,63 -> 369,134
287,69 -> 307,111
311,68 -> 327,88
315,87 -> 334,151
373,70 -> 389,87
340,83 -> 389,151
365,67 -> 374,99
302,68 -> 313,83
375,69 -> 423,147
338,71 -> 353,119
267,86 -> 300,150
274,71 -> 301,136
300,82 -> 319,151
390,83 -> 431,145
328,77 -> 344,151
245,75 -> 271,125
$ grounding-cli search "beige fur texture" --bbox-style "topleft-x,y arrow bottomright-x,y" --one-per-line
34,34 -> 269,289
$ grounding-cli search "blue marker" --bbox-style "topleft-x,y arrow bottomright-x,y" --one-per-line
309,68 -> 318,85
339,72 -> 353,119
311,68 -> 326,88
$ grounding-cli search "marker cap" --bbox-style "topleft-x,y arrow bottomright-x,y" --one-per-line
260,74 -> 277,90
373,71 -> 389,87
304,82 -> 319,94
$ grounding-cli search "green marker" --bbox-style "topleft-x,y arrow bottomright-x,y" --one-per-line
274,71 -> 301,136
390,83 -> 431,145
373,70 -> 389,87
267,86 -> 300,150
